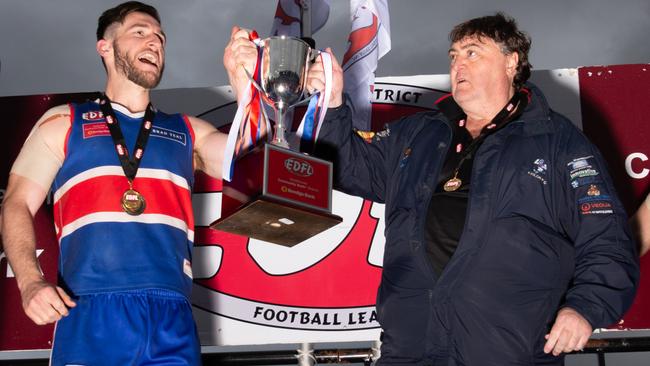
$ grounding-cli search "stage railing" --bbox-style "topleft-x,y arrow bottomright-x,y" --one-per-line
2,336 -> 650,365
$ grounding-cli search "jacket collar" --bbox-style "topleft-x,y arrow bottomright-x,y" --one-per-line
433,82 -> 555,136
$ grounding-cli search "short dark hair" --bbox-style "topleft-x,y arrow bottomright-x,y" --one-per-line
97,1 -> 161,41
450,12 -> 532,90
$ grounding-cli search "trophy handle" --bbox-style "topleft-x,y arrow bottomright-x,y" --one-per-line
287,48 -> 321,109
309,48 -> 321,63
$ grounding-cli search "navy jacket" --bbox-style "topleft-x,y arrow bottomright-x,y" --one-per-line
316,84 -> 639,365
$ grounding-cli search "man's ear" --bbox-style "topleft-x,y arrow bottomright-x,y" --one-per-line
506,52 -> 519,78
96,39 -> 112,58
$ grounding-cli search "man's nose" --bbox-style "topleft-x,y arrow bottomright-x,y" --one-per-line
147,35 -> 162,49
451,57 -> 466,72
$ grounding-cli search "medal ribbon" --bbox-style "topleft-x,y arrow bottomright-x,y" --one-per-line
443,89 -> 529,191
99,95 -> 155,185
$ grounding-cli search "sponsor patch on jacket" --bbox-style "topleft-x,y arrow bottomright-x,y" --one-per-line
399,147 -> 411,168
527,158 -> 548,185
568,156 -> 599,180
571,175 -> 602,189
577,184 -> 613,215
355,127 -> 389,144
580,201 -> 613,215
82,122 -> 110,138
586,184 -> 601,196
356,130 -> 375,143
151,126 -> 187,145
578,193 -> 612,203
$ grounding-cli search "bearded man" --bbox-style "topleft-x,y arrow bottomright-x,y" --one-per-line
1,2 -> 236,365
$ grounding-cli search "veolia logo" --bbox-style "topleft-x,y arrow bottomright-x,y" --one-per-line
284,158 -> 313,177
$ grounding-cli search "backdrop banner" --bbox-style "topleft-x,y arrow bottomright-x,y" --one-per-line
1,65 -> 648,351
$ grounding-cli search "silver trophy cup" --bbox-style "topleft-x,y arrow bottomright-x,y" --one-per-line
258,36 -> 312,148
213,35 -> 342,246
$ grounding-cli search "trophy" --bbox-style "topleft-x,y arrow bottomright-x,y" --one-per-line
211,36 -> 342,247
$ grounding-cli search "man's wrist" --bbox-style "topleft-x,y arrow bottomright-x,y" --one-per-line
328,94 -> 346,111
16,271 -> 45,292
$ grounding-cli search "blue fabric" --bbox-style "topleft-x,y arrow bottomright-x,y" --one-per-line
51,289 -> 201,366
316,83 -> 639,365
301,95 -> 319,144
58,222 -> 192,296
55,101 -> 194,186
53,101 -> 195,298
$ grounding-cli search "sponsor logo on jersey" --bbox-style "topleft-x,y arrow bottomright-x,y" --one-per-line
151,126 -> 187,145
82,122 -> 110,138
82,110 -> 104,121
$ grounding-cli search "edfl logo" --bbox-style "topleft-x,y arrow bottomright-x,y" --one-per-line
284,158 -> 313,177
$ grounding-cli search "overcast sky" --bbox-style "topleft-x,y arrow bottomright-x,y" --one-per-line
0,0 -> 648,97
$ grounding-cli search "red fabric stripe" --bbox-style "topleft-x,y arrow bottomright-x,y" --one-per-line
193,171 -> 222,192
63,103 -> 74,157
53,175 -> 194,229
182,115 -> 196,171
182,114 -> 195,149
249,89 -> 260,144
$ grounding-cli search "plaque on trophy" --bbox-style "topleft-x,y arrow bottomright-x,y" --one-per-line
211,36 -> 342,247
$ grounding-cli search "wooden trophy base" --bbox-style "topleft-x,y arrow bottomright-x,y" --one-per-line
212,197 -> 342,247
211,144 -> 342,247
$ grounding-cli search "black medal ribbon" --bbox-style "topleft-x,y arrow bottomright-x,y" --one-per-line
443,89 -> 529,192
99,94 -> 155,215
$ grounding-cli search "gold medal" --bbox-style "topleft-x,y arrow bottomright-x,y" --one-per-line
121,188 -> 146,215
443,177 -> 462,192
443,171 -> 462,192
100,95 -> 154,217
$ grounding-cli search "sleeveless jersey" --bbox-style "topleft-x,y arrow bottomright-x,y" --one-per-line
52,101 -> 196,298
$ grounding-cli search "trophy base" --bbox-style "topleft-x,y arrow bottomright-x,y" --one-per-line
211,143 -> 341,247
210,197 -> 342,247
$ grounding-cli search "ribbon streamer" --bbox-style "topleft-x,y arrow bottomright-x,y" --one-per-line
222,31 -> 270,181
297,51 -> 333,151
223,37 -> 333,180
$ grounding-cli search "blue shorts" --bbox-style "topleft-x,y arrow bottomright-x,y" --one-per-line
51,289 -> 201,366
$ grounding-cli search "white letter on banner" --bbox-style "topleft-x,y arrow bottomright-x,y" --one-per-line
368,202 -> 385,267
192,246 -> 223,280
625,152 -> 649,179
192,192 -> 222,226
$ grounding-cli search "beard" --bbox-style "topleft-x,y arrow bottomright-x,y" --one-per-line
113,43 -> 164,89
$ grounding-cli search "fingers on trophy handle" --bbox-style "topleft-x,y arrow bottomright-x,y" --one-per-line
310,48 -> 322,63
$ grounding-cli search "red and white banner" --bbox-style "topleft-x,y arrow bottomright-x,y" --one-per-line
1,65 -> 649,353
270,0 -> 330,37
342,0 -> 391,131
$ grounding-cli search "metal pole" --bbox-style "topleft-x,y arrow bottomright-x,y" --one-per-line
372,339 -> 381,364
300,0 -> 315,48
300,0 -> 312,39
297,342 -> 314,366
